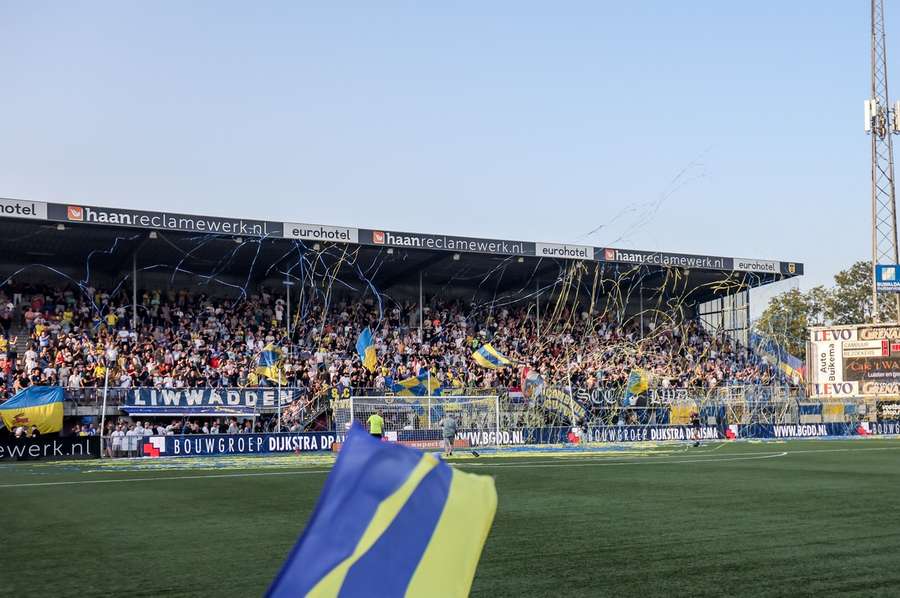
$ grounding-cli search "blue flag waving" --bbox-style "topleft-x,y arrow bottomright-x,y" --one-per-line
268,424 -> 497,597
256,343 -> 286,385
355,327 -> 377,373
385,368 -> 441,396
472,343 -> 512,369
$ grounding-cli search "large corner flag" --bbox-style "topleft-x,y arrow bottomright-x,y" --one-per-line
267,424 -> 497,598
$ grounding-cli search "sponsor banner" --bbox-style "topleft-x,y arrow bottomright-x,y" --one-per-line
861,381 -> 900,395
767,423 -> 847,439
866,421 -> 900,435
143,432 -> 346,457
858,325 -> 900,341
0,436 -> 100,460
283,222 -> 358,244
875,264 -> 900,292
395,439 -> 471,450
811,341 -> 844,385
396,429 -> 527,447
125,388 -> 303,413
841,340 -> 888,358
810,327 -> 857,342
140,422 -> 894,458
844,355 -> 900,383
733,258 -> 779,274
535,242 -> 592,260
586,425 -> 722,443
0,197 -> 48,221
810,382 -> 858,397
876,401 -> 900,420
597,247 -> 733,271
361,229 -> 534,257
48,203 -> 281,237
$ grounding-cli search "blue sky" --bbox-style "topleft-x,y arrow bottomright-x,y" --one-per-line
0,2 -> 886,307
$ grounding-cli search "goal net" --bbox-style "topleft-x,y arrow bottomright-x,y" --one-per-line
333,395 -> 500,449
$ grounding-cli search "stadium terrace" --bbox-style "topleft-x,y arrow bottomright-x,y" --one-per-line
0,194 -> 813,448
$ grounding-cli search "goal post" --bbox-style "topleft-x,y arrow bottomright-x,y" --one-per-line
333,395 -> 501,450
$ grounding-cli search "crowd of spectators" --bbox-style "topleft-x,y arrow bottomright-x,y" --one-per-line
0,283 -> 789,411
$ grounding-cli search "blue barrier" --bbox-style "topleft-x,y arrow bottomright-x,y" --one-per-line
140,421 -> 898,458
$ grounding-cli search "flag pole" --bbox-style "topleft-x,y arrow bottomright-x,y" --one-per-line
99,353 -> 110,458
277,340 -> 283,433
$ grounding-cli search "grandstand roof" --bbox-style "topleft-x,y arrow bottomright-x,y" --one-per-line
0,196 -> 801,303
0,196 -> 803,273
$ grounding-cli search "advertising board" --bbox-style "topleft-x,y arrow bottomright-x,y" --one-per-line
0,436 -> 100,460
808,324 -> 900,398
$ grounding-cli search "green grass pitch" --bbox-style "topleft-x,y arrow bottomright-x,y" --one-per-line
2,439 -> 900,597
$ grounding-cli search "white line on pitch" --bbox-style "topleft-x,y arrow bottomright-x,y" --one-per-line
458,451 -> 789,469
0,468 -> 332,489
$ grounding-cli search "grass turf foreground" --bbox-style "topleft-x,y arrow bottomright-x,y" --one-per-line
1,439 -> 899,597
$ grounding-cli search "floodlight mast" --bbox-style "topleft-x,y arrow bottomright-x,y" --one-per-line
867,0 -> 900,322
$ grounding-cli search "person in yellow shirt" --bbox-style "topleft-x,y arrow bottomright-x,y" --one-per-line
105,312 -> 118,328
367,409 -> 384,439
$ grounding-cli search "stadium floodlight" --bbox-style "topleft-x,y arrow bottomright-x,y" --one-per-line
149,231 -> 158,239
56,223 -> 65,231
517,256 -> 524,263
453,253 -> 461,261
386,248 -> 394,254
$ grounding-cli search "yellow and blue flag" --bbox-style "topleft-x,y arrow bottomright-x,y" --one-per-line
256,343 -> 287,385
355,327 -> 377,373
749,332 -> 806,381
267,423 -> 497,597
472,343 -> 512,369
386,369 -> 441,396
0,386 -> 64,433
624,369 -> 649,404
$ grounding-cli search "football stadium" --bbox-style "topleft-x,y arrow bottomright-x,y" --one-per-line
5,3 -> 900,598
1,197 -> 899,597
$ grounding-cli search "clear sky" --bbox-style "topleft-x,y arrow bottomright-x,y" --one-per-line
0,1 -> 888,309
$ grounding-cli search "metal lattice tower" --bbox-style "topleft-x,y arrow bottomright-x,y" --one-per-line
867,0 -> 900,322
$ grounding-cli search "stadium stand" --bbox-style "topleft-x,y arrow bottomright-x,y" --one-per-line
0,283 -> 787,403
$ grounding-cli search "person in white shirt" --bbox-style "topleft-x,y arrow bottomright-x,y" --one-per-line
125,425 -> 138,457
67,371 -> 83,389
110,425 -> 125,458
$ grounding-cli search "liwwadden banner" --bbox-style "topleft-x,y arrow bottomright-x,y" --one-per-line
142,432 -> 346,457
124,388 -> 304,415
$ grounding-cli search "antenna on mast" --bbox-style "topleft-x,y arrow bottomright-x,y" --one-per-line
867,0 -> 900,322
